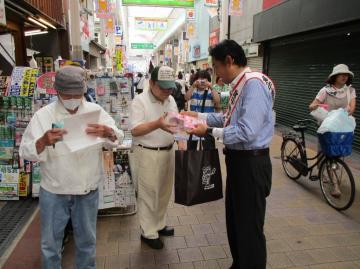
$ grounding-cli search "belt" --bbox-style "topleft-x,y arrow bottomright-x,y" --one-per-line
138,144 -> 173,151
223,148 -> 269,157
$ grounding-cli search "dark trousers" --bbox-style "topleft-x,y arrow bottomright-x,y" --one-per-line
187,134 -> 215,150
225,151 -> 272,269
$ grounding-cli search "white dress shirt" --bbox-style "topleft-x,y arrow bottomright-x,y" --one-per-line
130,90 -> 178,147
19,99 -> 124,195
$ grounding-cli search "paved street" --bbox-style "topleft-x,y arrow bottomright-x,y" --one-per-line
3,134 -> 360,269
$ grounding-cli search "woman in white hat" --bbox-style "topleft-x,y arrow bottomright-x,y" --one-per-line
309,64 -> 356,198
309,64 -> 356,115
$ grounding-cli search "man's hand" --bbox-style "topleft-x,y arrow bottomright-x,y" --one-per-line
180,111 -> 198,118
36,128 -> 67,154
157,114 -> 177,134
177,140 -> 187,150
86,124 -> 116,141
187,123 -> 208,137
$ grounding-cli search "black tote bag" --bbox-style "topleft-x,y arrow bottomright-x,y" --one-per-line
174,141 -> 223,206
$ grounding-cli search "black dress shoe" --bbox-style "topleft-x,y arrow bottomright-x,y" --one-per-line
158,226 -> 174,236
140,235 -> 164,249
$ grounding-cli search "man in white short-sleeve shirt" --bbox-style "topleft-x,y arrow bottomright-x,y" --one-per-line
130,66 -> 182,249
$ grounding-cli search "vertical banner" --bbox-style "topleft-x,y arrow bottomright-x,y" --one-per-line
186,9 -> 196,21
96,0 -> 111,18
115,47 -> 123,72
104,15 -> 115,33
229,0 -> 244,16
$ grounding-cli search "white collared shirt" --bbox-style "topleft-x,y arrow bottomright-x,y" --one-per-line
19,99 -> 124,195
130,90 -> 178,147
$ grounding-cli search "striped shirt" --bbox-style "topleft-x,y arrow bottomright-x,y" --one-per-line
189,89 -> 215,113
207,79 -> 274,150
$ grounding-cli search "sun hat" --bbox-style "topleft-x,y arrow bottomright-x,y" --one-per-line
328,64 -> 354,79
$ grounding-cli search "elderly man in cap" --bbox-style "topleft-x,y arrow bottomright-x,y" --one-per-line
130,66 -> 184,249
19,65 -> 124,269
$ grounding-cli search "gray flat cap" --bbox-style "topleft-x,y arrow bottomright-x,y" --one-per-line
54,65 -> 87,95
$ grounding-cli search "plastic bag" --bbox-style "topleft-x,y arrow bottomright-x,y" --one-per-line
317,108 -> 356,134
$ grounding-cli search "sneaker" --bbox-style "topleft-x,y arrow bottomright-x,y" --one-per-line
140,235 -> 164,249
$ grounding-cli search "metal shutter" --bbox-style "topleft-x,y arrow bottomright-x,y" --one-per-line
248,57 -> 263,72
267,29 -> 360,151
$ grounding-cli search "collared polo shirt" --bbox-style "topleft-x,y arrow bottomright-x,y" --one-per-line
130,90 -> 178,147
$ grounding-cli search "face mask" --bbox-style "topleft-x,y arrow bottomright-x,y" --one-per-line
60,97 -> 82,110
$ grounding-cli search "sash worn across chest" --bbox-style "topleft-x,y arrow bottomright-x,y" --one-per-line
223,70 -> 275,127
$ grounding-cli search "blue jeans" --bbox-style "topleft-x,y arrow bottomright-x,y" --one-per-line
39,187 -> 99,269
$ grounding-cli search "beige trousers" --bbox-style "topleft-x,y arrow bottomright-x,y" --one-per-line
130,146 -> 175,239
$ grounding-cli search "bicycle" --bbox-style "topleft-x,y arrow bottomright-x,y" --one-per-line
280,119 -> 355,211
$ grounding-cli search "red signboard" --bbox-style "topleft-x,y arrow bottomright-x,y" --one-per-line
262,0 -> 284,10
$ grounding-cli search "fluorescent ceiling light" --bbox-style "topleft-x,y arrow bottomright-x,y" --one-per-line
39,18 -> 56,29
28,17 -> 48,29
25,30 -> 49,36
25,29 -> 41,35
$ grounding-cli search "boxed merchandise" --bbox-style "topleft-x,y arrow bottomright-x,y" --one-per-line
18,172 -> 30,197
0,165 -> 20,200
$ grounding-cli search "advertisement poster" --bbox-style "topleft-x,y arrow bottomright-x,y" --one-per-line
36,72 -> 57,95
98,151 -> 115,209
229,0 -> 244,16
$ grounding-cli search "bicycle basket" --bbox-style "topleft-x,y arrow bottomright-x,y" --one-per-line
318,132 -> 353,157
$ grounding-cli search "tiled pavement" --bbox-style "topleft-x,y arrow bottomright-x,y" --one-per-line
2,134 -> 360,269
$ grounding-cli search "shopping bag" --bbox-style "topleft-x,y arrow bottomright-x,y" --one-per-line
175,147 -> 223,206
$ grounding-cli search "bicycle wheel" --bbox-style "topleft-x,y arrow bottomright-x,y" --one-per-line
281,138 -> 303,180
319,157 -> 355,211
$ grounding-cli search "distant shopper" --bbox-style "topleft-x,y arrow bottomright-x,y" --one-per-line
213,77 -> 231,113
135,73 -> 145,94
185,69 -> 220,150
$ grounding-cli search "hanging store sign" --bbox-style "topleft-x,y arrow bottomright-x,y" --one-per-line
115,25 -> 123,36
95,0 -> 112,18
135,17 -> 168,31
186,9 -> 195,21
204,0 -> 218,7
122,0 -> 194,7
0,0 -> 6,26
229,0 -> 244,16
131,43 -> 155,49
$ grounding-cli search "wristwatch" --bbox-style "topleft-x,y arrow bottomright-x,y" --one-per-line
206,127 -> 213,136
